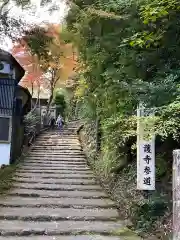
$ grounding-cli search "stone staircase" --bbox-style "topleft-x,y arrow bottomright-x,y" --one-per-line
0,122 -> 141,239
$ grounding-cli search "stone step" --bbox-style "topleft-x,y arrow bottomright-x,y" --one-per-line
28,152 -> 85,158
0,197 -> 116,208
37,139 -> 77,141
34,143 -> 80,145
25,158 -> 86,162
22,162 -> 87,166
16,170 -> 93,175
35,139 -> 79,141
18,164 -> 89,169
31,148 -> 82,151
33,141 -> 79,143
0,207 -> 119,221
33,140 -> 80,144
30,152 -> 83,155
26,155 -> 85,158
8,189 -> 108,198
24,162 -> 86,165
19,166 -> 90,171
31,149 -> 82,152
35,142 -> 79,145
32,147 -> 82,150
0,220 -> 123,236
38,137 -> 77,140
32,144 -> 80,146
13,183 -> 102,191
15,173 -> 94,179
13,178 -> 97,185
0,236 -> 122,240
33,143 -> 79,145
24,158 -> 85,162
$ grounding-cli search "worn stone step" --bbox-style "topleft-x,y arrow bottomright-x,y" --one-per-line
33,141 -> 79,144
29,153 -> 83,156
0,220 -> 123,236
39,132 -> 77,134
18,164 -> 89,169
28,154 -> 84,157
32,145 -> 80,148
26,155 -> 85,159
37,139 -> 77,141
24,162 -> 87,166
8,189 -> 108,198
16,170 -> 93,176
38,137 -> 77,140
0,235 -> 123,240
35,142 -> 80,145
0,207 -> 119,221
25,157 -> 85,160
35,144 -> 80,147
19,166 -> 90,171
15,173 -> 94,179
13,178 -> 97,185
33,144 -> 80,146
40,133 -> 77,136
29,152 -> 83,154
19,164 -> 89,169
32,146 -> 81,149
31,149 -> 82,152
35,139 -> 79,141
13,183 -> 102,191
32,148 -> 82,151
0,197 -> 116,208
36,138 -> 79,140
31,150 -> 82,153
34,143 -> 80,146
31,152 -> 83,156
23,159 -> 87,166
25,159 -> 86,163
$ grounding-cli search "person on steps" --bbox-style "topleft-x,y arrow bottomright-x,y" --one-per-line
56,114 -> 63,134
50,117 -> 56,129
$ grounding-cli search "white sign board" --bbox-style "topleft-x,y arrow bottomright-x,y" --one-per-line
137,105 -> 155,190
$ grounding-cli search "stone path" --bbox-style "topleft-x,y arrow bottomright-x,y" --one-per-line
0,122 -> 141,239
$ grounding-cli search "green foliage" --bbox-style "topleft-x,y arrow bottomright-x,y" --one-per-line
66,0 -> 178,235
24,111 -> 41,136
66,0 -> 180,150
24,27 -> 53,60
54,91 -> 67,117
131,195 -> 168,232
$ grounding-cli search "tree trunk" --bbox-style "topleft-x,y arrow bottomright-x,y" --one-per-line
31,84 -> 40,112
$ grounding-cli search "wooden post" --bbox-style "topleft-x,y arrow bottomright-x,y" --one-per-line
173,149 -> 180,240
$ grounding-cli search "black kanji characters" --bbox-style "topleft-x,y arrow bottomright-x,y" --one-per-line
144,166 -> 151,175
143,155 -> 151,164
143,177 -> 151,185
143,144 -> 151,153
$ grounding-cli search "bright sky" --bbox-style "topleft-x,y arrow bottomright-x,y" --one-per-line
0,0 -> 68,51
